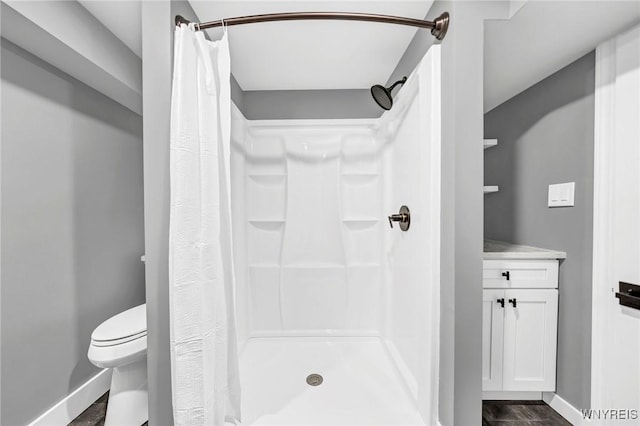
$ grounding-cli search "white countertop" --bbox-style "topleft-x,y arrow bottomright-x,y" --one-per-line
483,240 -> 567,260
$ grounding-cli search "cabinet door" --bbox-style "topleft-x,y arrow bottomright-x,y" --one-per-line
502,289 -> 558,391
482,289 -> 505,391
483,260 -> 559,289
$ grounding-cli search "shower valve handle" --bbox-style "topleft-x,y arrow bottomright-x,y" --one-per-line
388,206 -> 410,231
388,214 -> 406,227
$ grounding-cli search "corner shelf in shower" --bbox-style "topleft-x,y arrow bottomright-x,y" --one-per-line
483,186 -> 499,194
342,218 -> 379,230
347,262 -> 380,268
340,172 -> 380,177
247,172 -> 287,177
247,174 -> 287,185
249,263 -> 281,269
282,262 -> 346,269
340,172 -> 380,179
248,219 -> 286,230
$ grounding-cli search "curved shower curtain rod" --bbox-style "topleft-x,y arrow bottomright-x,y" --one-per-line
175,11 -> 450,40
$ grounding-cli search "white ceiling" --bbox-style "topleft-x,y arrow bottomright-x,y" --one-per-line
76,1 -> 434,90
484,0 -> 640,112
189,1 -> 434,91
78,0 -> 142,57
80,0 -> 640,104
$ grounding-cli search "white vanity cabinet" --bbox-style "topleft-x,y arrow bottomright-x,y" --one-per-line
483,289 -> 505,391
482,241 -> 565,394
483,286 -> 558,391
483,259 -> 558,289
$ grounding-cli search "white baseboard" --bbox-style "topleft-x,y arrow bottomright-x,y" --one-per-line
543,392 -> 590,425
28,369 -> 111,426
482,391 -> 542,400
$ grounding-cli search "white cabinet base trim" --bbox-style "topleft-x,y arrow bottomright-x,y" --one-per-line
543,392 -> 591,425
28,369 -> 111,426
483,391 -> 542,400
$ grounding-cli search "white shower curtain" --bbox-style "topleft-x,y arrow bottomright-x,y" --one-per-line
169,23 -> 241,426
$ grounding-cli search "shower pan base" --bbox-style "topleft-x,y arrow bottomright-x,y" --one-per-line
239,337 -> 425,426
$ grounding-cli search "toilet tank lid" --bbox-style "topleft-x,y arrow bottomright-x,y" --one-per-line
92,304 -> 147,342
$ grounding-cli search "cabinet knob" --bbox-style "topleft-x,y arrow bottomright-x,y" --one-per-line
497,298 -> 505,308
502,271 -> 510,281
508,298 -> 517,308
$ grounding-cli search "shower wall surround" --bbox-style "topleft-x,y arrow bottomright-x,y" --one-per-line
233,119 -> 384,334
230,46 -> 441,424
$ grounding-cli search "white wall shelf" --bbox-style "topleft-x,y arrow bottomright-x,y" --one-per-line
484,138 -> 498,149
484,140 -> 498,194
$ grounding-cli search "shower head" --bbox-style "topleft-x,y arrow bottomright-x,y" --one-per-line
370,76 -> 407,110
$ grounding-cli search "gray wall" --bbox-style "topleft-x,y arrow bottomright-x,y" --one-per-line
484,51 -> 595,410
0,39 -> 145,425
242,89 -> 381,119
230,75 -> 245,113
141,1 -> 177,424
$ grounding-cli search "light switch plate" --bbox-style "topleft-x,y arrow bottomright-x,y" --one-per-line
548,182 -> 575,207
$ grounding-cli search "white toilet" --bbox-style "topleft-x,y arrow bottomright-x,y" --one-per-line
88,304 -> 148,426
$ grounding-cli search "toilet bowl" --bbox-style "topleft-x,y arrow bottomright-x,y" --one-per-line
88,304 -> 148,426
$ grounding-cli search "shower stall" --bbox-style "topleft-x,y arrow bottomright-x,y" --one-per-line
229,48 -> 442,425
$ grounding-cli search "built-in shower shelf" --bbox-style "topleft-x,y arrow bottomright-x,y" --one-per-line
484,186 -> 499,194
249,263 -> 281,269
347,263 -> 380,268
247,172 -> 287,177
342,218 -> 379,230
340,172 -> 380,177
282,263 -> 345,269
247,174 -> 287,185
248,219 -> 286,230
484,139 -> 498,149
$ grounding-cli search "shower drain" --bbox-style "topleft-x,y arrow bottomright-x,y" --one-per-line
306,373 -> 323,386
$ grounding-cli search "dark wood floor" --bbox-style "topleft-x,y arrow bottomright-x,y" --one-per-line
483,400 -> 573,425
68,392 -> 109,426
68,392 -> 148,426
70,394 -> 571,425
